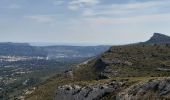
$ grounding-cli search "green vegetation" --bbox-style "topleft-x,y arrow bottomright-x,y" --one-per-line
74,44 -> 170,80
24,33 -> 170,100
25,75 -> 73,100
25,75 -> 160,100
25,44 -> 170,100
0,43 -> 110,99
0,59 -> 84,100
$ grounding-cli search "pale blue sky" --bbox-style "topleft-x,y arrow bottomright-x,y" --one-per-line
0,0 -> 170,45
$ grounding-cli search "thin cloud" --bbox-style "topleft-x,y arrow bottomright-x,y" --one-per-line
68,0 -> 100,10
25,15 -> 56,23
72,0 -> 170,29
1,0 -> 170,44
81,0 -> 170,17
71,13 -> 170,27
53,0 -> 64,5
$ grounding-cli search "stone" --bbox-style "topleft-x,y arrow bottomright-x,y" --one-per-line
55,81 -> 124,100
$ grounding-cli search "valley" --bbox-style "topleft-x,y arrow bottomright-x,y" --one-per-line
1,33 -> 170,100
1,0 -> 169,99
0,43 -> 110,100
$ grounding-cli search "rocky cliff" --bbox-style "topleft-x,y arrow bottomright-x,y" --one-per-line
54,33 -> 170,100
145,33 -> 170,44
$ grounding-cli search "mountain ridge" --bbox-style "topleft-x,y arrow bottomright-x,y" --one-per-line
145,33 -> 170,44
26,33 -> 170,100
0,42 -> 110,59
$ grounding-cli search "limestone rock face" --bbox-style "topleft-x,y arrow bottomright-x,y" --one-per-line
94,58 -> 133,79
118,78 -> 170,100
146,33 -> 170,44
54,81 -> 124,100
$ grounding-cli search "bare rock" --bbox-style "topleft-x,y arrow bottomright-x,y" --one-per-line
55,81 -> 124,100
118,78 -> 170,100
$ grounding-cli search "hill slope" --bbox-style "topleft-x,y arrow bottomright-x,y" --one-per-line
73,33 -> 170,80
145,33 -> 170,44
26,33 -> 170,100
73,44 -> 170,80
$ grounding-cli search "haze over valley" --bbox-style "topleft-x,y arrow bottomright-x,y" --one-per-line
1,0 -> 170,100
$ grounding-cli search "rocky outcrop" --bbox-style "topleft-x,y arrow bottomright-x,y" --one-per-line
93,58 -> 133,79
55,81 -> 125,100
55,78 -> 170,100
146,33 -> 170,44
93,58 -> 109,72
96,59 -> 133,67
118,78 -> 170,100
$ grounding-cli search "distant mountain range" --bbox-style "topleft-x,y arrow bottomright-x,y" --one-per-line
0,42 -> 46,57
1,33 -> 170,59
0,42 -> 110,59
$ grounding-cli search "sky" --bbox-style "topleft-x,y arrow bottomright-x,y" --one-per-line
0,0 -> 170,45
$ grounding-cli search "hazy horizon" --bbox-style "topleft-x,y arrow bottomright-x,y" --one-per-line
0,32 -> 162,46
0,41 -> 114,46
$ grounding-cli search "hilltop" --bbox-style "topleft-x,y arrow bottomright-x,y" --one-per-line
145,33 -> 170,44
73,33 -> 170,80
26,33 -> 170,100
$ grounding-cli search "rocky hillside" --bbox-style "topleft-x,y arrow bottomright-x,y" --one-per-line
55,33 -> 170,100
73,44 -> 170,81
119,78 -> 170,100
26,33 -> 170,100
72,33 -> 170,80
54,77 -> 170,100
55,80 -> 125,100
145,33 -> 170,44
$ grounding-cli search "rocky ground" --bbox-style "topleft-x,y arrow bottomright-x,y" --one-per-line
26,33 -> 170,100
55,77 -> 170,100
55,80 -> 125,100
118,78 -> 170,100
